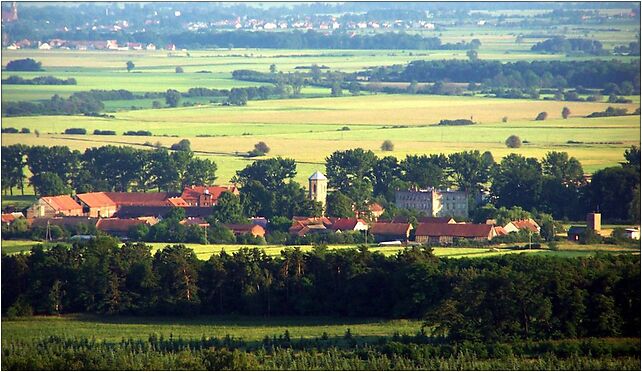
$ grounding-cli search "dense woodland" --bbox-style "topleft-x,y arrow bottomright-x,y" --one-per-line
2,240 -> 639,341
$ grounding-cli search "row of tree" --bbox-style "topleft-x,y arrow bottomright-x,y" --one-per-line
2,239 -> 639,342
1,144 -> 217,196
363,59 -> 640,91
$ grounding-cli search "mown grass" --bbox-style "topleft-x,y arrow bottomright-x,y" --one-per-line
1,314 -> 424,343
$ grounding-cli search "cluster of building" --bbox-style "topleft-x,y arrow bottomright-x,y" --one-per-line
6,39 -> 177,51
205,17 -> 436,32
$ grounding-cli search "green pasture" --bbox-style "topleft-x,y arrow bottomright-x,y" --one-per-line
0,314 -> 424,343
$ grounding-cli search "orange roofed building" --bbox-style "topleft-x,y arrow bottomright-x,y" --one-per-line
180,185 -> 239,207
26,195 -> 83,218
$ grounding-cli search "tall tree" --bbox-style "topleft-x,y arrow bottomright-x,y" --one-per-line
448,150 -> 492,192
233,157 -> 297,191
491,154 -> 543,211
401,154 -> 449,189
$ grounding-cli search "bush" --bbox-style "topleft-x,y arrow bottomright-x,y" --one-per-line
93,129 -> 116,135
505,135 -> 522,148
175,66 -> 184,73
535,112 -> 548,121
381,140 -> 395,151
562,107 -> 571,119
64,128 -> 87,135
2,127 -> 19,133
502,116 -> 508,123
6,58 -> 42,71
438,119 -> 474,126
248,141 -> 270,157
124,130 -> 152,136
171,139 -> 192,152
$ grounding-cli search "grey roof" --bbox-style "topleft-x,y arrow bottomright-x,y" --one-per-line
309,171 -> 327,180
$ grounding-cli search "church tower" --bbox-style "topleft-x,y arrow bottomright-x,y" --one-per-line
308,171 -> 327,208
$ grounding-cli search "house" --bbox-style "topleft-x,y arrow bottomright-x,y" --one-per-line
165,43 -> 176,51
96,218 -> 148,236
567,226 -> 586,241
328,217 -> 368,232
504,219 -> 540,234
167,197 -> 189,207
288,216 -> 332,236
494,226 -> 508,236
250,217 -> 268,228
1,212 -> 23,225
145,43 -> 156,50
76,192 -> 117,218
180,217 -> 210,228
415,223 -> 496,244
38,42 -> 51,50
395,188 -> 468,218
180,185 -> 239,207
623,227 -> 640,240
26,195 -> 83,218
370,222 -> 412,242
224,223 -> 266,237
368,202 -> 385,220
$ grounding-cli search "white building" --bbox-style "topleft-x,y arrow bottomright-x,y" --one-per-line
395,188 -> 468,218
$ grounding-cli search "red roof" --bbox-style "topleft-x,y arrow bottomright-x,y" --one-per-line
42,195 -> 83,211
416,223 -> 494,238
511,220 -> 540,233
494,226 -> 508,236
370,222 -> 411,236
167,197 -> 189,207
1,214 -> 16,224
180,186 -> 239,202
96,218 -> 146,232
76,192 -> 116,208
328,217 -> 366,231
104,192 -> 173,207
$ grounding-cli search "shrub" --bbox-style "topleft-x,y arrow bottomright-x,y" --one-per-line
502,116 -> 508,123
124,130 -> 152,136
248,141 -> 270,157
381,140 -> 395,151
505,135 -> 522,148
535,112 -> 548,121
6,58 -> 42,71
438,119 -> 474,126
93,129 -> 116,135
2,127 -> 19,133
171,139 -> 192,152
64,128 -> 87,135
175,66 -> 184,73
562,107 -> 571,119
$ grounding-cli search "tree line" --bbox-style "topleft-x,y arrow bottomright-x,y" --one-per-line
363,59 -> 640,91
1,144 -> 216,196
2,239 -> 639,342
531,37 -> 607,55
2,75 -> 77,85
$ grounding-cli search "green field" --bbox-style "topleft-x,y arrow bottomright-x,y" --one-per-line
2,239 -> 639,260
2,93 -> 639,182
0,314 -> 424,343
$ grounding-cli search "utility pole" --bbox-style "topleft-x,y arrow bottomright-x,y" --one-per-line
46,220 -> 51,241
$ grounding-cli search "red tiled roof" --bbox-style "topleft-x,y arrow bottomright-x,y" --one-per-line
494,226 -> 508,236
416,223 -> 494,238
42,195 -> 83,211
329,218 -> 366,231
76,192 -> 116,208
180,185 -> 239,202
96,218 -> 146,232
292,216 -> 332,226
104,192 -> 173,207
512,220 -> 540,233
1,214 -> 16,224
370,222 -> 411,236
167,197 -> 189,207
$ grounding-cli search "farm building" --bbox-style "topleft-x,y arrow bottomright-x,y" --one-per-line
395,188 -> 468,218
26,195 -> 83,218
414,223 -> 496,244
370,222 -> 412,242
567,226 -> 586,241
114,206 -> 213,219
76,192 -> 117,218
623,227 -> 640,240
1,212 -> 23,225
289,216 -> 332,237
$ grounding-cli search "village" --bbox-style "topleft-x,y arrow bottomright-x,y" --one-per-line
3,169 -> 635,246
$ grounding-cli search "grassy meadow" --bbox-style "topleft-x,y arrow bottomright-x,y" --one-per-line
0,314 -> 424,343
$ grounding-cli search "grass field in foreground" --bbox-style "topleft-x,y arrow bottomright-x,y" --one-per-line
0,314 -> 424,343
2,239 -> 639,260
